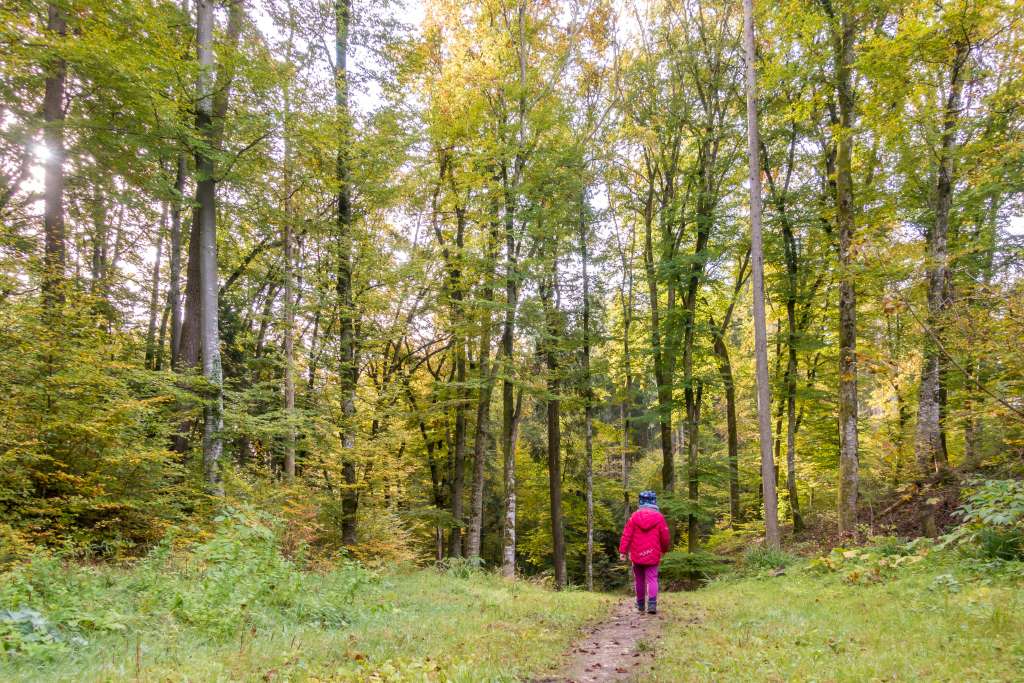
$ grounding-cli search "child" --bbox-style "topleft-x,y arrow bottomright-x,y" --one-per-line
618,490 -> 670,614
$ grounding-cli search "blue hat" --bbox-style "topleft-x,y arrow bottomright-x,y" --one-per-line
638,490 -> 657,506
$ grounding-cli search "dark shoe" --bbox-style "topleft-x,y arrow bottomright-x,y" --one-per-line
647,599 -> 657,615
636,601 -> 645,613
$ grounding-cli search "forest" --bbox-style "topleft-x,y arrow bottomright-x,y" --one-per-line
1,0 -> 1024,680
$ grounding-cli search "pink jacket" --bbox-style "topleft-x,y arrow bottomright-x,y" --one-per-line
619,506 -> 671,565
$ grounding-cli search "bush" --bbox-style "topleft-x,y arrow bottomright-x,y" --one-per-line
946,479 -> 1024,561
660,551 -> 729,589
437,556 -> 484,579
975,527 -> 1024,561
742,546 -> 797,571
0,299 -> 192,556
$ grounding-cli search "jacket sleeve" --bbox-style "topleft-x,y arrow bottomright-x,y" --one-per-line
618,515 -> 634,555
658,515 -> 671,552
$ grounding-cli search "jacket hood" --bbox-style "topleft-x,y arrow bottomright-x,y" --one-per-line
632,507 -> 664,531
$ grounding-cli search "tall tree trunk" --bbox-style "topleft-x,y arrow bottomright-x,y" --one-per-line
580,206 -> 594,591
833,8 -> 859,536
714,336 -> 740,524
499,215 -> 519,576
914,41 -> 966,476
156,301 -> 171,370
764,133 -> 805,533
145,202 -> 167,369
467,224 -> 499,559
42,2 -> 67,306
543,262 -> 566,590
282,69 -> 296,481
336,0 -> 358,545
709,249 -> 748,528
743,0 -> 780,548
169,157 -> 185,368
195,0 -> 223,494
448,205 -> 468,558
685,383 -> 702,551
641,181 -> 675,493
180,0 -> 243,372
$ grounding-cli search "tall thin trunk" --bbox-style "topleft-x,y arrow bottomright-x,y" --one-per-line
448,207 -> 468,558
764,130 -> 805,532
580,205 -> 594,591
195,0 -> 223,494
543,259 -> 566,590
467,223 -> 499,559
710,250 -> 749,527
282,71 -> 296,481
833,8 -> 859,536
499,217 -> 519,576
500,0 -> 529,579
715,337 -> 740,524
336,0 -> 358,545
685,383 -> 702,551
169,157 -> 185,368
743,0 -> 780,548
179,0 -> 242,372
42,2 -> 67,306
145,202 -> 167,369
156,300 -> 171,371
641,180 -> 674,493
914,41 -> 966,476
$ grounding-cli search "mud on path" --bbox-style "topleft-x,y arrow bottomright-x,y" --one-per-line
532,599 -> 665,683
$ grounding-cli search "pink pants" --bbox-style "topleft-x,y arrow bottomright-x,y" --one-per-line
633,563 -> 659,604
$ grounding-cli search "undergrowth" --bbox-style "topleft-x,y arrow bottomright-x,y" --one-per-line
0,508 -> 609,681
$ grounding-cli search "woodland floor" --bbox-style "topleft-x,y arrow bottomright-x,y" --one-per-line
2,548 -> 1023,681
532,599 -> 664,683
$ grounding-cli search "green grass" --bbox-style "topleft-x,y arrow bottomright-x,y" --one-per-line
0,565 -> 611,682
651,554 -> 1024,682
0,514 -> 612,682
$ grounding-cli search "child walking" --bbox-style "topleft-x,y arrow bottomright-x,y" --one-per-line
618,490 -> 670,614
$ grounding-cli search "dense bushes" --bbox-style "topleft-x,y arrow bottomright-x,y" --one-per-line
0,300 -> 193,557
0,508 -> 372,658
946,479 -> 1024,561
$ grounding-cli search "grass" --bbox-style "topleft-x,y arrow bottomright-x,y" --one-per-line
651,552 -> 1024,682
0,565 -> 612,682
0,515 -> 612,682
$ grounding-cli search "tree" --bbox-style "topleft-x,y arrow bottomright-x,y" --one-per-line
742,0 -> 780,548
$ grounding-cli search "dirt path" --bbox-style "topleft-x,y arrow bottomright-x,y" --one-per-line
532,599 -> 664,683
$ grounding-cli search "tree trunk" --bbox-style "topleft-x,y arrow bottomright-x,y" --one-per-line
42,2 -> 67,306
467,224 -> 499,559
685,383 -> 702,551
580,207 -> 594,591
169,157 -> 185,368
543,265 -> 566,590
145,202 -> 167,369
501,0 -> 529,579
914,42 -> 966,476
195,0 -> 224,494
834,9 -> 859,536
499,228 -> 518,576
743,0 -> 780,548
641,183 -> 675,493
336,0 -> 358,546
282,76 -> 296,481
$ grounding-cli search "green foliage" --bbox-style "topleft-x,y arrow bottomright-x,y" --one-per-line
742,546 -> 798,572
0,299 -> 191,555
0,547 -> 608,681
650,548 -> 1024,681
945,479 -> 1024,561
436,555 -> 485,579
659,550 -> 730,587
807,543 -> 930,585
0,607 -> 85,659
